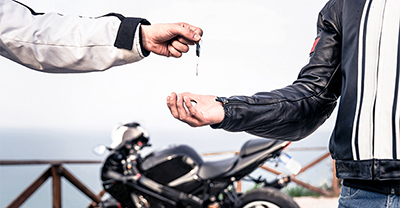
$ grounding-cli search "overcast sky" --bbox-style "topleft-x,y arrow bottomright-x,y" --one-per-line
0,0 -> 336,134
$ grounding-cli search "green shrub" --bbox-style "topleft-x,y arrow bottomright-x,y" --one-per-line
282,185 -> 322,197
245,182 -> 337,197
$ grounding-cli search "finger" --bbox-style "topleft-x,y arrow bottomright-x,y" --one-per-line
171,23 -> 202,43
168,44 -> 183,58
168,93 -> 179,118
166,95 -> 171,107
182,92 -> 201,104
170,40 -> 189,53
179,22 -> 203,38
175,36 -> 196,46
176,94 -> 189,120
184,96 -> 198,117
182,98 -> 200,127
175,25 -> 203,46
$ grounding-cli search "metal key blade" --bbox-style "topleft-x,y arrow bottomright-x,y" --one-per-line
196,41 -> 201,76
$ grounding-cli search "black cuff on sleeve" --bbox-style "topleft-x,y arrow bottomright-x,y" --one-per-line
210,97 -> 229,129
114,17 -> 150,51
138,25 -> 150,56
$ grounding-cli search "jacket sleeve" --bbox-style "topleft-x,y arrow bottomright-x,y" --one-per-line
213,0 -> 342,141
0,0 -> 150,73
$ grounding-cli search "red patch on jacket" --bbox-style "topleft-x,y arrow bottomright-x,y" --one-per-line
310,37 -> 320,54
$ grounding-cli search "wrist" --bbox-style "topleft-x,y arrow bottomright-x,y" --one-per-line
140,25 -> 155,53
210,96 -> 227,128
139,25 -> 150,56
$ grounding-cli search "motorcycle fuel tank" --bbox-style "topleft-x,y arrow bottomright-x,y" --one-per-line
140,144 -> 204,192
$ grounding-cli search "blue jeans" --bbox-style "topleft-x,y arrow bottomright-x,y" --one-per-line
338,185 -> 400,208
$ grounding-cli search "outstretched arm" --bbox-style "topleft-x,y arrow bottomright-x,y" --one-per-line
0,0 -> 202,73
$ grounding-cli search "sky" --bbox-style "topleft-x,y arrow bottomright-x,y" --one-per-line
0,0 -> 336,134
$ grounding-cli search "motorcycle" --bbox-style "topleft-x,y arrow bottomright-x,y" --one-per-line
96,122 -> 301,208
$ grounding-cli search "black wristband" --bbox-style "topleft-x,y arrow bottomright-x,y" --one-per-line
114,18 -> 150,51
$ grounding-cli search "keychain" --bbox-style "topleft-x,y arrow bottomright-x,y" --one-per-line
196,40 -> 202,76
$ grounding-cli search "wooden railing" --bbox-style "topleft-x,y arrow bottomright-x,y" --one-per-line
0,160 -> 104,208
1,148 -> 339,207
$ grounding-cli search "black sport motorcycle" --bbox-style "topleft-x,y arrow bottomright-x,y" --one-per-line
97,122 -> 300,208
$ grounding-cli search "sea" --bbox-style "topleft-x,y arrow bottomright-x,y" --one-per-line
0,127 -> 334,207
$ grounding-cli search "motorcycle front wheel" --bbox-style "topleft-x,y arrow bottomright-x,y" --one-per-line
236,187 -> 299,208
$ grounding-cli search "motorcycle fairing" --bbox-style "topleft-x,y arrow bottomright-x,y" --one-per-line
139,144 -> 204,192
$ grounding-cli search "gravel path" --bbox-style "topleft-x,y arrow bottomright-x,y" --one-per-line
294,197 -> 339,208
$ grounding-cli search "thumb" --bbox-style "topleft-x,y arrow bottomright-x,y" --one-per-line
172,23 -> 202,42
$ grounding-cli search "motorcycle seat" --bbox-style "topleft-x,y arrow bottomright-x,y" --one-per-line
198,156 -> 238,179
239,139 -> 279,157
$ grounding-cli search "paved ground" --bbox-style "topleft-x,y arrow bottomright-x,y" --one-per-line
293,197 -> 339,208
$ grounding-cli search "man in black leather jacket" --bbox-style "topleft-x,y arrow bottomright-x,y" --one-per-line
167,0 -> 400,207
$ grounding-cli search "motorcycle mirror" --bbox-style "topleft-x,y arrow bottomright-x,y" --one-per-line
92,145 -> 109,156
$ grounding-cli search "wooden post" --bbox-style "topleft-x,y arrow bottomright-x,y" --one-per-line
51,165 -> 62,208
331,160 -> 341,196
236,180 -> 242,193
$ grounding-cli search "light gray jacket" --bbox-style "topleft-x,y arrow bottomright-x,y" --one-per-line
0,0 -> 150,73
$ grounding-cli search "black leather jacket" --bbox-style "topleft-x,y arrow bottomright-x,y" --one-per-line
214,0 -> 400,181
